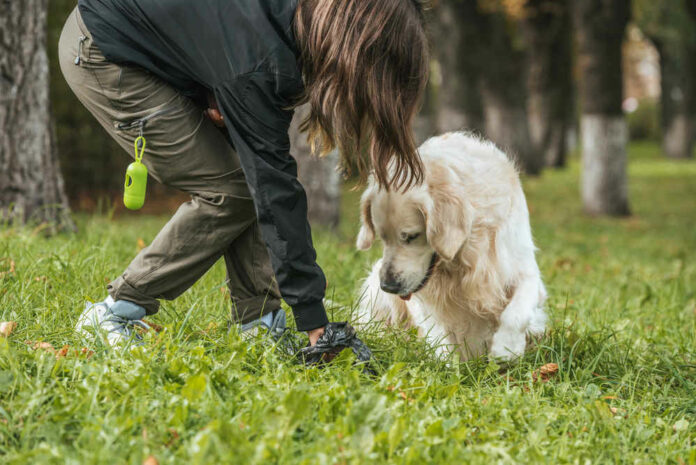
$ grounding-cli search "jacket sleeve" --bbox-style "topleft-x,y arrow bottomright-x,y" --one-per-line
214,73 -> 328,332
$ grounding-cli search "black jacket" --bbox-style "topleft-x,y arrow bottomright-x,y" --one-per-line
78,0 -> 328,331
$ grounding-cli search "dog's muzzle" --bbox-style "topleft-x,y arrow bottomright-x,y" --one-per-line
399,253 -> 439,301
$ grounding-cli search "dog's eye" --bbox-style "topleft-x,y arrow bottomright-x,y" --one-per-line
405,233 -> 421,244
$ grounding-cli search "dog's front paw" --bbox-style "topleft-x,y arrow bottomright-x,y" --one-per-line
490,329 -> 526,361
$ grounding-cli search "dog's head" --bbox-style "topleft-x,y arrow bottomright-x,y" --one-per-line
357,163 -> 472,299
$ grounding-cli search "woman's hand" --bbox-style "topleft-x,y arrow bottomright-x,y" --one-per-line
205,93 -> 225,127
307,326 -> 326,346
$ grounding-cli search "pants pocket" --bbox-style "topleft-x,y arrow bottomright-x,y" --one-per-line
59,8 -> 123,108
71,7 -> 109,66
116,105 -> 179,136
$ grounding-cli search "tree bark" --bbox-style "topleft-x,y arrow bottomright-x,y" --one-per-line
432,0 -> 485,135
413,73 -> 439,145
521,0 -> 574,168
574,0 -> 631,216
660,50 -> 694,159
475,8 -> 542,175
0,0 -> 74,232
289,104 -> 341,229
653,37 -> 696,159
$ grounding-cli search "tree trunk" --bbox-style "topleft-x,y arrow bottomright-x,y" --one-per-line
0,0 -> 74,232
479,85 -> 539,172
522,0 -> 574,168
413,73 -> 439,145
580,115 -> 629,215
475,9 -> 542,175
432,0 -> 484,135
654,40 -> 696,159
574,0 -> 631,216
290,104 -> 341,229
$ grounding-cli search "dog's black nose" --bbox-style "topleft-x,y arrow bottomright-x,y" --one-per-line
380,280 -> 402,294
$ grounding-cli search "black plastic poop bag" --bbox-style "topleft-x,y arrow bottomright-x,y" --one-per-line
298,322 -> 374,371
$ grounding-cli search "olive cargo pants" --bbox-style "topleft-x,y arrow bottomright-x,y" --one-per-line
59,8 -> 282,323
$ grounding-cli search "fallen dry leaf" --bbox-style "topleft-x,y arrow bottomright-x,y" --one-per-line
165,428 -> 180,448
539,363 -> 559,375
142,320 -> 164,333
0,258 -> 16,279
137,238 -> 147,251
81,347 -> 95,358
143,456 -> 159,465
554,258 -> 574,270
533,363 -> 559,382
26,341 -> 56,353
55,345 -> 70,359
50,345 -> 95,359
36,342 -> 55,352
0,321 -> 17,337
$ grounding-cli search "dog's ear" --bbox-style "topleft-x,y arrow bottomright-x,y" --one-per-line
356,187 -> 376,250
423,169 -> 472,261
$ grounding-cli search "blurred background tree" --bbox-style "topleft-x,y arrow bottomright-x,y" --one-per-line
290,105 -> 342,229
1,0 -> 74,232
634,0 -> 696,160
48,0 -> 148,210
520,0 -> 574,168
3,0 -> 693,230
574,0 -> 631,216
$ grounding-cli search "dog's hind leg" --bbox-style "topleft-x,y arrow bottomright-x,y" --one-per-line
490,274 -> 546,360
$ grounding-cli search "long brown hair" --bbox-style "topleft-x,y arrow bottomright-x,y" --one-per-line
294,0 -> 429,191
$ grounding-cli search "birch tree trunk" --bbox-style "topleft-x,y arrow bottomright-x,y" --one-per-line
522,0 -> 574,168
574,0 -> 631,216
290,104 -> 341,229
0,0 -> 74,232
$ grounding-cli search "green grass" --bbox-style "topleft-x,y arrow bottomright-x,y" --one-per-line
1,143 -> 695,464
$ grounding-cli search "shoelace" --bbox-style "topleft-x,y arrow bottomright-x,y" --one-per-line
103,312 -> 151,338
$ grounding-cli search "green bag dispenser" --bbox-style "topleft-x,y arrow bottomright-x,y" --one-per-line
124,136 -> 148,210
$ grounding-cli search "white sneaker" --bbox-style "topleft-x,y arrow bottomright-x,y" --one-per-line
76,297 -> 150,346
240,309 -> 286,338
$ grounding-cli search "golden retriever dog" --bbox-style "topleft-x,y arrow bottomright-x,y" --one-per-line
356,132 -> 547,361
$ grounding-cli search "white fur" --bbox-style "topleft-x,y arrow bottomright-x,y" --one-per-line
356,132 -> 547,361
